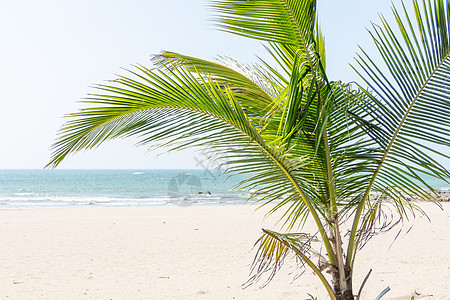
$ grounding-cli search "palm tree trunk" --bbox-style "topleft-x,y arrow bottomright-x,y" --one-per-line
329,217 -> 354,300
330,265 -> 353,300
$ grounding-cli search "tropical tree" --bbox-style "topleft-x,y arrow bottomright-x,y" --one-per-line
48,0 -> 450,299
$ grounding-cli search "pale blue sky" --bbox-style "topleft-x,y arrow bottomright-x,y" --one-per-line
1,0 -> 433,169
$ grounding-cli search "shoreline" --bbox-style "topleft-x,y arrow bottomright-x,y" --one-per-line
0,204 -> 449,299
1,193 -> 449,210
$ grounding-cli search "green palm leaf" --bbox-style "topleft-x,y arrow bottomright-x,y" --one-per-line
347,0 -> 450,267
212,0 -> 324,86
154,51 -> 275,108
212,0 -> 316,48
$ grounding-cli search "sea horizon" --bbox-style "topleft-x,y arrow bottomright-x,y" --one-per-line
0,169 -> 448,209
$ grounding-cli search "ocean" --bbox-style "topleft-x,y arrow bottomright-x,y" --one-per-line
0,169 -> 248,209
0,169 -> 448,209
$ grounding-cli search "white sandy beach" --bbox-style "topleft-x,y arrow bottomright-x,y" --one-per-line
0,203 -> 448,299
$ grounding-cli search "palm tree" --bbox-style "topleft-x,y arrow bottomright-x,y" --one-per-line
48,0 -> 450,299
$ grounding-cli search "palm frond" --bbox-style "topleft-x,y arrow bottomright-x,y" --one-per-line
211,0 -> 316,48
245,228 -> 333,294
347,0 -> 450,266
154,51 -> 276,104
354,0 -> 450,185
325,83 -> 384,203
212,0 -> 324,87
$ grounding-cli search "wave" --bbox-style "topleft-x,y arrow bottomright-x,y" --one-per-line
0,194 -> 247,209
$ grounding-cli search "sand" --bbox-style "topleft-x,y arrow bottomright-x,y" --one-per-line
0,203 -> 448,299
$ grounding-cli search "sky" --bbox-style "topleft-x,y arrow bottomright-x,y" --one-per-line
2,0 -> 440,169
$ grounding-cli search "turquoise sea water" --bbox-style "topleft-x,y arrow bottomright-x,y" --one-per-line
0,169 -> 248,209
0,169 -> 448,209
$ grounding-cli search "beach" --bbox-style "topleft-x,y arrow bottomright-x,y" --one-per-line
0,203 -> 448,299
